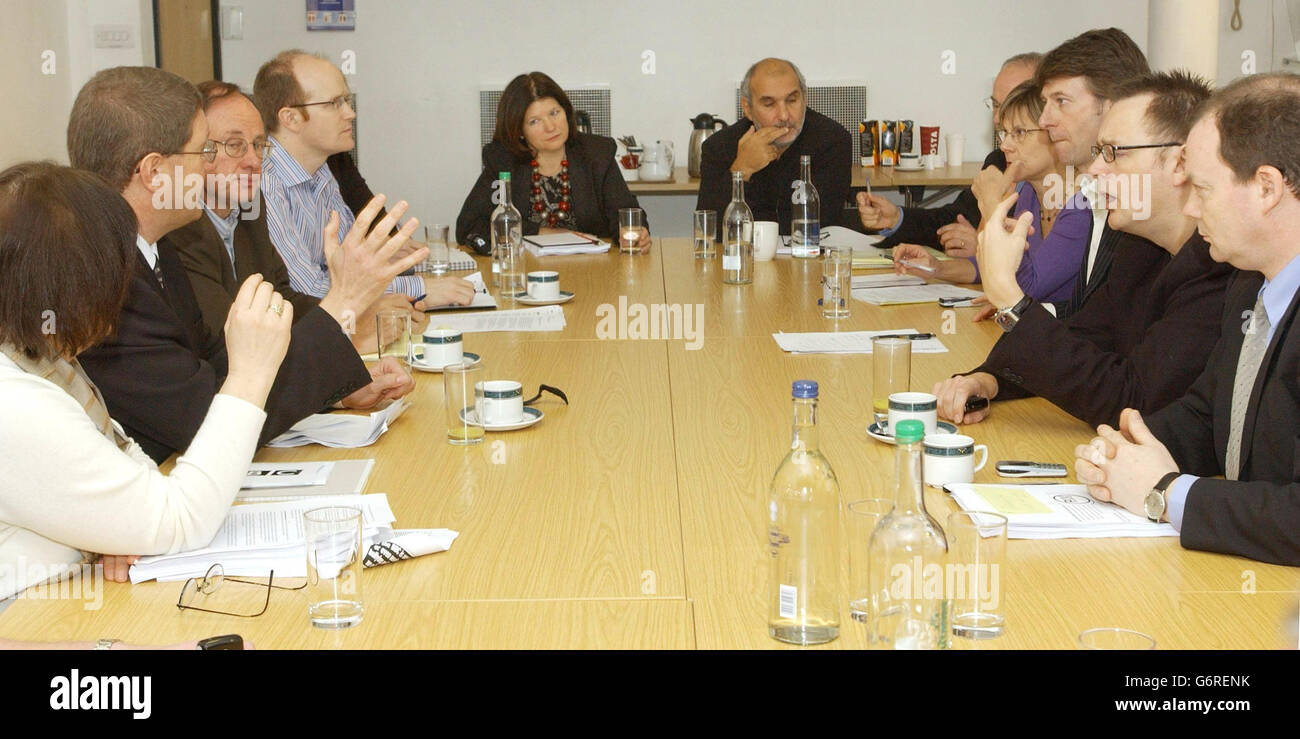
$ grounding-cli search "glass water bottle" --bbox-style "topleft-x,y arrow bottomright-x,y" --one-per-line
722,171 -> 754,285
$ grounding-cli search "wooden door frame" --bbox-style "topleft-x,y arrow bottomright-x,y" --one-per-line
151,0 -> 222,79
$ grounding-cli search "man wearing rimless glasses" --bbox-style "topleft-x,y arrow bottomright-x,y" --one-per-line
256,50 -> 475,309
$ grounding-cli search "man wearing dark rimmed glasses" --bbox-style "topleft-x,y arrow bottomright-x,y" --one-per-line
933,71 -> 1234,432
255,50 -> 475,309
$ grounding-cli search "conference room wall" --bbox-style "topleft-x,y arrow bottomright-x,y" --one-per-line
218,0 -> 1149,236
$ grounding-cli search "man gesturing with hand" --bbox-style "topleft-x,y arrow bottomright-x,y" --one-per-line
696,58 -> 850,236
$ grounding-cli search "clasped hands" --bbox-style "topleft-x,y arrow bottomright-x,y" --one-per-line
1074,408 -> 1179,520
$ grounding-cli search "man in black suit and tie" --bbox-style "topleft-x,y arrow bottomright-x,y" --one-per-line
67,66 -> 425,463
1076,73 -> 1300,566
932,71 -> 1233,429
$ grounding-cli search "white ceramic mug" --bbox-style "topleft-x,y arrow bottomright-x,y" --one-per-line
922,433 -> 988,488
899,152 -> 921,169
888,392 -> 938,436
420,329 -> 463,368
526,271 -> 561,300
475,380 -> 524,425
753,220 -> 779,261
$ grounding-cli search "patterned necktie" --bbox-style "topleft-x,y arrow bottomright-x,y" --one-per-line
153,261 -> 166,291
1225,294 -> 1271,480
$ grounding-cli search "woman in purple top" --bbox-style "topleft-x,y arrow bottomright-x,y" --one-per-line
892,81 -> 1088,303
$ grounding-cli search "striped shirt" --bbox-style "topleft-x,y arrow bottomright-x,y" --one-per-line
262,136 -> 422,298
203,205 -> 241,272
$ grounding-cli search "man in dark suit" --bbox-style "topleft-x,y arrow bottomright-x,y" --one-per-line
696,58 -> 851,235
933,72 -> 1233,430
1076,73 -> 1300,566
67,66 -> 424,463
862,53 -> 1038,253
169,80 -> 426,352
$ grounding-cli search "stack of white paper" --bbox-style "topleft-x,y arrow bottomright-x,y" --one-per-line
242,462 -> 333,490
446,247 -> 478,271
238,459 -> 375,501
129,494 -> 398,582
946,483 -> 1178,539
852,274 -> 925,289
267,400 -> 409,448
772,328 -> 948,354
423,305 -> 566,333
853,284 -> 984,306
524,233 -> 611,256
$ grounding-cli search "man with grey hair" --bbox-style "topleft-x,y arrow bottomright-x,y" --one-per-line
696,57 -> 851,234
862,52 -> 1041,253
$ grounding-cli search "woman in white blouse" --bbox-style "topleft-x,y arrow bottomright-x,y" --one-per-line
0,162 -> 294,602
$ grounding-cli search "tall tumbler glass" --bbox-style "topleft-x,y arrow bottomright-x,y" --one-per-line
872,337 -> 911,429
304,506 -> 364,629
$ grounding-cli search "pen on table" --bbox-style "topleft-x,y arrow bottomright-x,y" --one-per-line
873,333 -> 934,340
900,259 -> 936,274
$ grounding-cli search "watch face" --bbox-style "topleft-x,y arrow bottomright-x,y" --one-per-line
1144,490 -> 1165,521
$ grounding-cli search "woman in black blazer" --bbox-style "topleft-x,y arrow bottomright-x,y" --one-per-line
456,72 -> 649,252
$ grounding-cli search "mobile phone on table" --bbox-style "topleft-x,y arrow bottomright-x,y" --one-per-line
996,460 -> 1067,478
938,296 -> 979,308
197,634 -> 245,650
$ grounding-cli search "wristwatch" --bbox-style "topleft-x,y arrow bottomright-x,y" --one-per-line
1145,471 -> 1182,522
993,295 -> 1033,333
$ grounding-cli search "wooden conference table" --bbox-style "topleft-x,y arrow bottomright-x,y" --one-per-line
3,239 -> 1297,649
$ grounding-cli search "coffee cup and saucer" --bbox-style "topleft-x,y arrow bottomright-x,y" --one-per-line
411,329 -> 481,372
866,392 -> 958,443
514,271 -> 574,305
461,380 -> 544,431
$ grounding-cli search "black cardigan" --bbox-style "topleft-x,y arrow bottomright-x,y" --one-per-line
455,133 -> 644,249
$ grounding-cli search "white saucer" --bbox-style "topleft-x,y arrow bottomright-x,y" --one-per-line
866,420 -> 958,445
460,405 -> 544,431
512,290 -> 575,306
410,351 -> 481,373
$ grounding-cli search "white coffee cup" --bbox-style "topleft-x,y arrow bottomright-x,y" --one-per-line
888,391 -> 938,436
476,380 -> 524,425
899,152 -> 921,169
922,433 -> 988,488
753,220 -> 779,261
526,270 -> 561,300
946,133 -> 965,167
420,329 -> 463,368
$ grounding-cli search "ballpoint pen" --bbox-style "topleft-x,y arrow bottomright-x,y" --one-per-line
872,333 -> 934,340
900,259 -> 936,274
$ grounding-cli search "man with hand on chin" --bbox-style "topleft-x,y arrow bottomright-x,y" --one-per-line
1075,73 -> 1300,566
696,58 -> 851,235
931,72 -> 1232,430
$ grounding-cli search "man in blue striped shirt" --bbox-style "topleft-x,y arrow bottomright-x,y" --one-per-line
256,50 -> 474,307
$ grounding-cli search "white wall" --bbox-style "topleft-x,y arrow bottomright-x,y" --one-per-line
217,0 -> 1146,235
1216,0 -> 1300,83
0,0 -> 150,169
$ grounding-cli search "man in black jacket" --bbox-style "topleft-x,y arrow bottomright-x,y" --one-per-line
695,58 -> 851,235
863,53 -> 1039,253
68,66 -> 423,462
934,72 -> 1233,430
1076,73 -> 1300,567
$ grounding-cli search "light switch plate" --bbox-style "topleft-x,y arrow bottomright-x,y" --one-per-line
221,6 -> 244,40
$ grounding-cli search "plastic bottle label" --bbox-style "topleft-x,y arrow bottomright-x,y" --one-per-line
779,584 -> 797,619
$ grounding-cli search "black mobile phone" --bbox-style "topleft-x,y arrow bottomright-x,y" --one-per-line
938,296 -> 978,307
996,460 -> 1067,478
964,395 -> 989,413
197,634 -> 244,650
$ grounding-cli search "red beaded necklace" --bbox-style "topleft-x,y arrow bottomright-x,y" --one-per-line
530,158 -> 570,227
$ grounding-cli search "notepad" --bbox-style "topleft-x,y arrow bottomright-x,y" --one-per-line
853,284 -> 983,306
772,328 -> 949,354
424,271 -> 497,312
422,305 -> 567,333
947,483 -> 1178,539
238,459 -> 375,501
524,233 -> 611,255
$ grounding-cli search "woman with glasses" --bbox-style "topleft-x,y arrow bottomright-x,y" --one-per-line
455,71 -> 650,252
892,82 -> 1090,305
0,162 -> 294,604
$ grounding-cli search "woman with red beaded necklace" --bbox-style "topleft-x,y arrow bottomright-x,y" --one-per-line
456,72 -> 650,252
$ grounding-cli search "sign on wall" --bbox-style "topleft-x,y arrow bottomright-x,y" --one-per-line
307,0 -> 355,31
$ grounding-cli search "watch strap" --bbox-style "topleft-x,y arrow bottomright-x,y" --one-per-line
1153,471 -> 1182,493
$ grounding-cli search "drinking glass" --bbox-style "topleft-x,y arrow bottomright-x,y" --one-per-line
376,309 -> 411,365
820,247 -> 852,319
304,506 -> 364,629
444,362 -> 485,445
947,510 -> 1007,639
872,337 -> 911,428
619,208 -> 645,253
847,498 -> 894,627
425,223 -> 450,275
693,209 -> 717,258
1078,628 -> 1156,650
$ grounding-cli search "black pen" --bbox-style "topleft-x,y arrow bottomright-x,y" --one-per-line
873,333 -> 934,340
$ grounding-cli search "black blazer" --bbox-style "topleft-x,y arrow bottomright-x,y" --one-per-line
1147,271 -> 1300,566
1058,215 -> 1119,318
455,133 -> 643,247
79,236 -> 371,463
878,149 -> 1006,248
975,232 -> 1233,428
169,203 -> 321,338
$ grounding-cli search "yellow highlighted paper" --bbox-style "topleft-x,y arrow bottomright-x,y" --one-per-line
975,486 -> 1054,515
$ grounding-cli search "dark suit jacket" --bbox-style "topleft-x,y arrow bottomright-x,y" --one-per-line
695,108 -> 852,235
1147,270 -> 1300,565
79,236 -> 371,463
877,149 -> 1006,248
455,133 -> 643,247
169,204 -> 321,338
975,232 -> 1233,428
